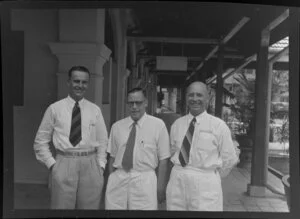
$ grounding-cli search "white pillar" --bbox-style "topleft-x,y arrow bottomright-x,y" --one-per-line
48,9 -> 111,108
48,42 -> 111,107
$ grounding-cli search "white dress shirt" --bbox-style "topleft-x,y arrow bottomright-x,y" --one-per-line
107,113 -> 170,171
170,111 -> 239,177
34,96 -> 108,169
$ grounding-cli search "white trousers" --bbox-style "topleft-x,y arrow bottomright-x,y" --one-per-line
105,169 -> 157,210
166,165 -> 223,211
50,153 -> 104,209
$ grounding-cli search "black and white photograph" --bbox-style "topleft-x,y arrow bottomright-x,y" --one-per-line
1,1 -> 299,218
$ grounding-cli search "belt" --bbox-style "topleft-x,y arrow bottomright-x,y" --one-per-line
173,164 -> 216,173
56,149 -> 97,157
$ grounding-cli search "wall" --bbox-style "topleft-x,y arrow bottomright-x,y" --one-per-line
12,9 -> 58,184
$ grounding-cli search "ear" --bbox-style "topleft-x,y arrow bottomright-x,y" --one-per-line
144,99 -> 148,107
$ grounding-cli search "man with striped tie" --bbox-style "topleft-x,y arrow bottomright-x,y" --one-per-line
166,81 -> 239,211
34,66 -> 108,209
105,87 -> 170,210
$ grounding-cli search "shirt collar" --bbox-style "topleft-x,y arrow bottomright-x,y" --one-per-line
187,110 -> 207,124
128,112 -> 147,128
67,95 -> 85,107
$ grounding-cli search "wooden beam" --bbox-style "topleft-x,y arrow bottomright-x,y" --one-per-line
223,54 -> 257,80
206,54 -> 257,84
289,8 -> 300,212
269,46 -> 289,63
127,36 -> 219,44
248,27 -> 271,196
137,54 -> 244,61
215,44 -> 224,118
186,16 -> 250,81
264,9 -> 289,31
156,71 -> 188,76
222,17 -> 250,44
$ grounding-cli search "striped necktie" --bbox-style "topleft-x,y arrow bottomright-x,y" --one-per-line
69,101 -> 82,147
179,117 -> 196,167
122,122 -> 137,172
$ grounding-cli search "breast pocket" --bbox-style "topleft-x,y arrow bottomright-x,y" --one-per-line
88,119 -> 97,140
195,131 -> 218,161
197,131 -> 217,150
55,113 -> 70,135
138,142 -> 158,168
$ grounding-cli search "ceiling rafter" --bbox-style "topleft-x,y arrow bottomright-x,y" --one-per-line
186,16 -> 250,80
206,9 -> 289,84
127,36 -> 219,44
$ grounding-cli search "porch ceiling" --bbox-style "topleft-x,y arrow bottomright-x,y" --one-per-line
128,2 -> 289,87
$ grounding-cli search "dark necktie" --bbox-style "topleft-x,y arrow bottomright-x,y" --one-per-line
179,117 -> 196,167
69,101 -> 82,147
122,122 -> 137,171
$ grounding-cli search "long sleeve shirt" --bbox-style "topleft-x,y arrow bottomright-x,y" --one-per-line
170,111 -> 239,177
34,96 -> 108,169
107,113 -> 171,171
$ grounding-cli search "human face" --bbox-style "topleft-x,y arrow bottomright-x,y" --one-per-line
127,91 -> 148,121
186,82 -> 209,116
67,70 -> 90,101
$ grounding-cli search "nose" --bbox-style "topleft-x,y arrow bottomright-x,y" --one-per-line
190,94 -> 198,100
77,81 -> 84,88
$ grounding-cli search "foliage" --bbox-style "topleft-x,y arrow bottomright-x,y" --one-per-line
278,115 -> 289,154
270,70 -> 289,120
229,70 -> 255,137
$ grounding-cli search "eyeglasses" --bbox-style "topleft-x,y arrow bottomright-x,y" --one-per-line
127,101 -> 144,107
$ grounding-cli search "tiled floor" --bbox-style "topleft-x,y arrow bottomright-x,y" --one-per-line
222,166 -> 289,212
14,166 -> 289,212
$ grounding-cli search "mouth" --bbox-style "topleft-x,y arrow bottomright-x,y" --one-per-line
74,90 -> 84,94
190,104 -> 201,108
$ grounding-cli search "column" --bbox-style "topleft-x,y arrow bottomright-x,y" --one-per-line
152,74 -> 158,114
289,8 -> 300,211
247,29 -> 271,196
110,9 -> 128,120
123,69 -> 131,117
215,44 -> 224,118
168,88 -> 177,112
48,9 -> 111,108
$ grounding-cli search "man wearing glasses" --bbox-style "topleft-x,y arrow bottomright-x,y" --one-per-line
105,87 -> 170,210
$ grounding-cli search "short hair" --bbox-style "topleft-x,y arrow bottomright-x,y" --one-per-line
68,66 -> 91,78
127,87 -> 147,98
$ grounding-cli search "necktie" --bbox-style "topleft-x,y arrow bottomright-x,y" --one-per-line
69,101 -> 82,147
122,122 -> 137,171
179,117 -> 196,167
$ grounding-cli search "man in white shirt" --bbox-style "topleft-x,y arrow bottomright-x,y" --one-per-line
166,81 -> 239,211
34,66 -> 108,209
105,88 -> 170,210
